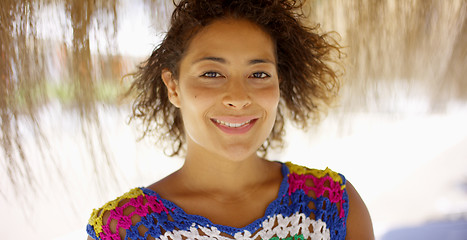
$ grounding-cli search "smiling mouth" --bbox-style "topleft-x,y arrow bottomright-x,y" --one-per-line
213,119 -> 252,128
210,117 -> 258,134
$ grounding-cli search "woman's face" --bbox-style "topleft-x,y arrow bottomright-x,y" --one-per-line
162,18 -> 280,161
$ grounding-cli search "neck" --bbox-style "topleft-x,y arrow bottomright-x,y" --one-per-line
178,150 -> 270,196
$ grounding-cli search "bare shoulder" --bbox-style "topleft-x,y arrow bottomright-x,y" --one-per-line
146,170 -> 182,199
345,181 -> 375,240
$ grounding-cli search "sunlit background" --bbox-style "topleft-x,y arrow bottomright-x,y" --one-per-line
1,0 -> 466,239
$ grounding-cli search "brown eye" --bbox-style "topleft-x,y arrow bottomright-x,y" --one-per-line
201,72 -> 222,78
250,72 -> 270,79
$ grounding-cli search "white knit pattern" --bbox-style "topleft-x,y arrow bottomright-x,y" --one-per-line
158,213 -> 330,240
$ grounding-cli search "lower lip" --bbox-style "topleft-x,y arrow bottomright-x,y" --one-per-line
212,119 -> 257,135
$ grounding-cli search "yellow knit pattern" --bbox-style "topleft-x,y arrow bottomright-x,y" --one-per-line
88,188 -> 144,237
285,162 -> 345,190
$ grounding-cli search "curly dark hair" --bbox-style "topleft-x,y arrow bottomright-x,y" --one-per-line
129,0 -> 342,157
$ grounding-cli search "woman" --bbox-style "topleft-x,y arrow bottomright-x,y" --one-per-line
87,0 -> 374,239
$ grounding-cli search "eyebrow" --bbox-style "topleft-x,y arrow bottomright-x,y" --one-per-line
248,58 -> 275,65
193,57 -> 226,64
192,56 -> 275,65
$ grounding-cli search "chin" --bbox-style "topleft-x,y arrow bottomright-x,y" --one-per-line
215,145 -> 262,162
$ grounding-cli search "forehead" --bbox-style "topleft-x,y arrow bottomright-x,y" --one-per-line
182,18 -> 276,63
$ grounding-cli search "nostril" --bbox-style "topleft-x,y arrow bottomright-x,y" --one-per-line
223,94 -> 251,109
226,101 -> 249,108
227,103 -> 239,108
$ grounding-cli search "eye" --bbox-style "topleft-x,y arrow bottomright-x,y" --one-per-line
250,72 -> 270,79
200,71 -> 223,78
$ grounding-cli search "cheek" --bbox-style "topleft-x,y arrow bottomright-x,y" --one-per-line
180,86 -> 215,114
257,87 -> 280,111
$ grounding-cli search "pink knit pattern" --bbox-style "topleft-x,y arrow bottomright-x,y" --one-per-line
288,173 -> 346,219
99,194 -> 168,240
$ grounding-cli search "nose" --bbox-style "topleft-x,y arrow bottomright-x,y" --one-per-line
222,79 -> 251,109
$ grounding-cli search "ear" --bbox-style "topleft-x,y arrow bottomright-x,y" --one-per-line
161,69 -> 181,108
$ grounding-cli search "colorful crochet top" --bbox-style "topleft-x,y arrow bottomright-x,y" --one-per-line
87,162 -> 349,240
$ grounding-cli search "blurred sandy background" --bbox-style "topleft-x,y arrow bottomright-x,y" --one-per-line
1,0 -> 466,239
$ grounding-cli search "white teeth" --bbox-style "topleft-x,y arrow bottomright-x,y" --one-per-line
215,119 -> 251,128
